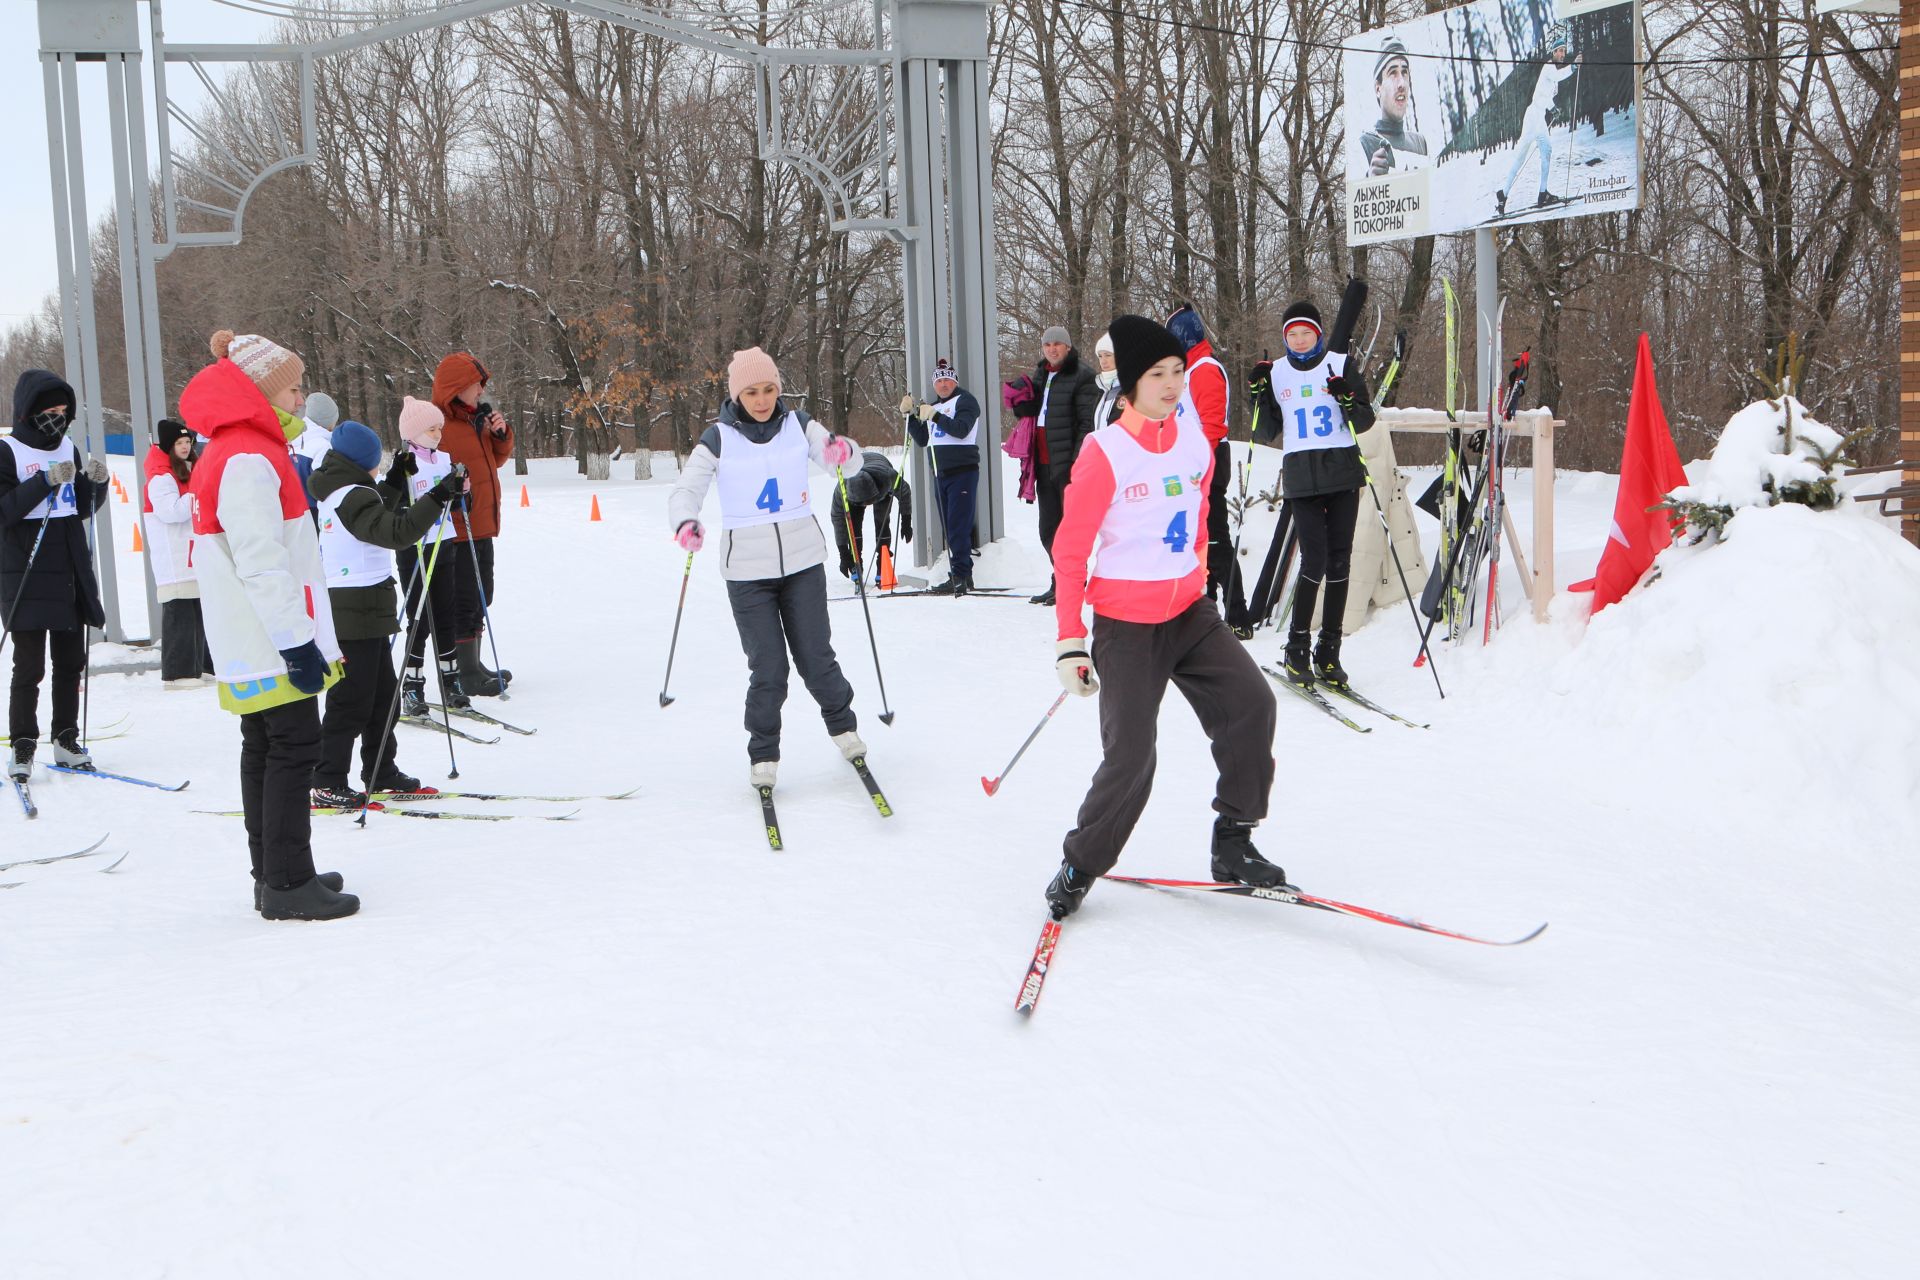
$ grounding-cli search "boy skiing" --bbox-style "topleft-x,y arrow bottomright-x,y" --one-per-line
1041,315 -> 1281,921
667,347 -> 862,790
3,369 -> 110,780
1249,300 -> 1376,689
309,419 -> 465,805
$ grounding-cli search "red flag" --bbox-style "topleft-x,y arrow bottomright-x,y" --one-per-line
1569,333 -> 1688,612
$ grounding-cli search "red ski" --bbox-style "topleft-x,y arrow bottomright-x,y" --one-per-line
1014,917 -> 1063,1015
1102,876 -> 1546,947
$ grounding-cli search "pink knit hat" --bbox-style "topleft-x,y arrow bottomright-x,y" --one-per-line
210,329 -> 304,402
398,395 -> 444,445
727,347 -> 781,401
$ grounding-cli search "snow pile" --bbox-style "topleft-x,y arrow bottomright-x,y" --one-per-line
1667,395 -> 1852,522
1553,501 -> 1920,824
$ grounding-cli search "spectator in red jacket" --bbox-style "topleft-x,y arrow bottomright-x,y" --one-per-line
430,352 -> 514,695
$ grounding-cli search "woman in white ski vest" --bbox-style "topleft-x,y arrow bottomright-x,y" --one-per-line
2,368 -> 111,781
1038,315 -> 1281,921
667,347 -> 864,789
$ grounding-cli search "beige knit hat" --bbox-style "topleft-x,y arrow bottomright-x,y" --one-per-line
397,395 -> 445,445
727,347 -> 781,401
211,329 -> 304,402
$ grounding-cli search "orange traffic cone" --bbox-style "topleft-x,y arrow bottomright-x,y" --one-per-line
519,484 -> 530,508
589,495 -> 602,522
116,480 -> 128,503
130,523 -> 143,553
879,545 -> 897,591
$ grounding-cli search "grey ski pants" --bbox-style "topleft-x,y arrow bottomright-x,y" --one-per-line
1062,600 -> 1276,877
725,563 -> 856,762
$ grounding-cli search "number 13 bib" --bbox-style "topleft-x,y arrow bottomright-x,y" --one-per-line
1271,351 -> 1352,456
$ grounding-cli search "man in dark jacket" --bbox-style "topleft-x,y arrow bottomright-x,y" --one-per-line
830,449 -> 911,586
308,421 -> 463,804
1030,326 -> 1099,605
2,369 -> 110,780
904,358 -> 979,594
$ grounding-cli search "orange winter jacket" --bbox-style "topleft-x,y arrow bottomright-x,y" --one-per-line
431,351 -> 515,541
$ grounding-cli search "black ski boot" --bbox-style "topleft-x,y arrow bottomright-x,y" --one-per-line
1282,631 -> 1314,688
951,576 -> 973,597
456,638 -> 508,696
1210,818 -> 1290,888
7,738 -> 32,783
1045,858 -> 1096,920
1493,189 -> 1507,217
927,575 -> 961,596
400,671 -> 428,719
438,659 -> 473,710
311,783 -> 369,809
259,875 -> 360,921
1313,634 -> 1350,690
254,872 -> 343,912
1029,578 -> 1056,606
370,768 -> 423,795
52,730 -> 94,771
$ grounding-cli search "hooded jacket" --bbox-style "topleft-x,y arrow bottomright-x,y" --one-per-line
431,352 -> 515,541
0,369 -> 108,633
142,444 -> 199,600
308,447 -> 453,642
180,358 -> 342,714
667,399 -> 853,583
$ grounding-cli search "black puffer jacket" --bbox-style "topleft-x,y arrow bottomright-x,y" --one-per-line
1033,351 -> 1099,485
0,370 -> 107,633
308,448 -> 452,642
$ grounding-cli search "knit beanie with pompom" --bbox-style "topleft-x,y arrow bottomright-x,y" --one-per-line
210,329 -> 304,402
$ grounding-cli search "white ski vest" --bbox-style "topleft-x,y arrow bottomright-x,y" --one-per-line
316,485 -> 394,588
715,414 -> 813,530
929,394 -> 977,447
1089,416 -> 1212,582
407,446 -> 454,543
1176,354 -> 1229,435
1270,351 -> 1354,456
1,435 -> 80,520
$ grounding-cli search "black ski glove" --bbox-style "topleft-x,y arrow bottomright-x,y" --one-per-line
898,503 -> 913,545
1248,359 -> 1273,398
1325,371 -> 1356,408
385,450 -> 418,486
838,548 -> 857,579
425,472 -> 465,506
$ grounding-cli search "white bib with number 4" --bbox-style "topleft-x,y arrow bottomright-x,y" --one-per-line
1089,417 -> 1212,582
715,413 -> 812,529
1,435 -> 80,520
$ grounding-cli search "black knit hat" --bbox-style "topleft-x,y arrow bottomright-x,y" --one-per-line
1281,300 -> 1323,335
1107,314 -> 1186,400
157,418 -> 193,455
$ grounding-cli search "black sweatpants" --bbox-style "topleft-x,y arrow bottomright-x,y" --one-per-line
159,598 -> 214,682
451,536 -> 496,643
1037,472 -> 1067,571
317,635 -> 401,790
1289,487 -> 1361,638
239,698 -> 322,889
399,544 -> 458,669
8,626 -> 84,744
1062,600 -> 1276,877
1205,440 -> 1232,601
724,563 -> 856,763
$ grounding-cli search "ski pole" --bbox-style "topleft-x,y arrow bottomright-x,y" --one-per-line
659,550 -> 693,707
460,503 -> 509,701
359,527 -> 445,825
0,511 -> 58,662
981,690 -> 1068,796
837,464 -> 895,725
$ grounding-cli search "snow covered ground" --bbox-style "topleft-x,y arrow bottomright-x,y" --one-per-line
4,443 -> 1916,1277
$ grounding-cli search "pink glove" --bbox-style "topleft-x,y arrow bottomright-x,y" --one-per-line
821,435 -> 855,468
674,520 -> 704,552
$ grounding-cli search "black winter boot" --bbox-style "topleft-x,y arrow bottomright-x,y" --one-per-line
1282,631 -> 1314,688
1029,578 -> 1056,606
1045,859 -> 1096,920
456,638 -> 507,696
260,875 -> 360,921
1210,818 -> 1290,888
254,872 -> 343,912
1314,634 -> 1350,689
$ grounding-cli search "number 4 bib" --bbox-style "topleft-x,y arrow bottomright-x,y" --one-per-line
715,414 -> 813,529
1089,418 -> 1212,582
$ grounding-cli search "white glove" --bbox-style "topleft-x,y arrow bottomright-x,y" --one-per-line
46,461 -> 75,485
915,403 -> 936,422
84,457 -> 109,484
897,395 -> 915,416
1055,637 -> 1098,697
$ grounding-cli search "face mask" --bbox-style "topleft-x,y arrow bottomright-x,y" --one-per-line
1096,370 -> 1117,390
30,406 -> 70,435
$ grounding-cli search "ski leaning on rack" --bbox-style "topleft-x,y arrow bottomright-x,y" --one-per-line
427,703 -> 536,736
46,764 -> 190,792
1318,682 -> 1429,729
849,756 -> 893,818
1102,875 -> 1547,946
757,786 -> 783,850
0,833 -> 114,874
399,714 -> 500,745
372,785 -> 639,804
1014,917 -> 1064,1016
1260,666 -> 1371,733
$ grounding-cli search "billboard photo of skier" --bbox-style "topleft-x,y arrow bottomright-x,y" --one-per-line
1346,0 -> 1641,247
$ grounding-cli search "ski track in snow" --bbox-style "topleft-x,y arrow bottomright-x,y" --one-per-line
1,446 -> 1914,1277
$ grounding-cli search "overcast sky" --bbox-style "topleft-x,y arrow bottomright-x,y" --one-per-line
0,1 -> 277,327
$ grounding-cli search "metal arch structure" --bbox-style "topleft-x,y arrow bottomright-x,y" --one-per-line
37,0 -> 1002,640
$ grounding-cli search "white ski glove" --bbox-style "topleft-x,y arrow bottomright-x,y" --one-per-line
83,457 -> 109,484
46,461 -> 75,485
1055,637 -> 1098,697
897,394 -> 915,416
